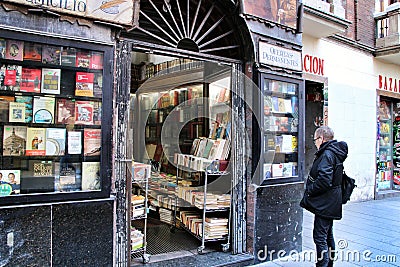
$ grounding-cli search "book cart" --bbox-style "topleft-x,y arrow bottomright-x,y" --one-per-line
130,162 -> 151,264
174,154 -> 232,254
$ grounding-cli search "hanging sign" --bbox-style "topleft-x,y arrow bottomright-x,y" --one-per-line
259,41 -> 302,71
3,0 -> 138,26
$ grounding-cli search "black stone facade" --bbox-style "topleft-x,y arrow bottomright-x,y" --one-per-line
0,200 -> 113,266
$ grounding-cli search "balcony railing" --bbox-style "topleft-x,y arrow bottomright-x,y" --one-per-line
375,4 -> 400,64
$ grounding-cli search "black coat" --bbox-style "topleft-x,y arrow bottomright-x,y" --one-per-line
300,140 -> 348,220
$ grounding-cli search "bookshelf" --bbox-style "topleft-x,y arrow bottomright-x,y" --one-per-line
0,36 -> 105,199
129,162 -> 151,264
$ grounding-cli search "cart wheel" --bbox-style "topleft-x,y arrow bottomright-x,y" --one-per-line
197,246 -> 205,254
142,253 -> 150,264
221,243 -> 230,252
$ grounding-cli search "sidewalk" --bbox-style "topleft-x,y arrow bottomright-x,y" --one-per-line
252,197 -> 400,267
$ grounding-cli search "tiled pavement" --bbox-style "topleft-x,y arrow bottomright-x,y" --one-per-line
252,196 -> 400,267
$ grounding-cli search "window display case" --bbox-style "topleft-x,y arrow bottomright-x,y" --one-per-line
255,74 -> 303,185
0,31 -> 112,205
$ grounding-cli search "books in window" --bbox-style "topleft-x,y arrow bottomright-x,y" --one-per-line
75,100 -> 94,125
56,98 -> 75,125
83,128 -> 101,156
67,131 -> 82,154
41,68 -> 61,94
9,102 -> 25,122
0,64 -> 22,91
23,42 -> 42,61
0,95 -> 15,122
82,162 -> 101,191
75,72 -> 94,97
61,47 -> 77,67
20,67 -> 41,93
42,45 -> 61,65
45,128 -> 66,156
54,162 -> 82,192
25,127 -> 46,156
2,125 -> 26,156
0,38 -> 6,58
76,50 -> 91,68
33,96 -> 55,124
5,39 -> 24,61
90,51 -> 103,70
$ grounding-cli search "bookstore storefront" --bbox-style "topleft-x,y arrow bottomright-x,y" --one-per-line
0,1 -> 128,266
115,1 -> 253,265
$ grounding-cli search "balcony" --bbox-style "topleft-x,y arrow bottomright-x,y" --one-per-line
302,0 -> 350,38
375,3 -> 400,64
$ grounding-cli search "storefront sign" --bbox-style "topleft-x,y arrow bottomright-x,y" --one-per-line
3,0 -> 137,26
378,74 -> 400,93
303,54 -> 324,76
259,42 -> 302,71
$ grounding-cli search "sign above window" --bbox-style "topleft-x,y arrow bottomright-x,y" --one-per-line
259,41 -> 302,71
3,0 -> 138,26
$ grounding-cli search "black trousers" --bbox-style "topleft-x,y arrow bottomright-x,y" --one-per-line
313,215 -> 335,267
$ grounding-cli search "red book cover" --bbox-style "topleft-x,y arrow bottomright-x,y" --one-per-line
75,72 -> 94,97
76,50 -> 90,68
75,101 -> 94,125
23,42 -> 42,61
5,40 -> 24,61
20,68 -> 41,93
90,52 -> 103,70
4,69 -> 16,86
83,128 -> 101,156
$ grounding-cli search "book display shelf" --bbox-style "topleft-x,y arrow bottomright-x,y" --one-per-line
0,35 -> 107,202
132,59 -> 232,256
260,76 -> 301,184
377,100 -> 393,190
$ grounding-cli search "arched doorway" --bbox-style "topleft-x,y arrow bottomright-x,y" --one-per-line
114,0 -> 253,265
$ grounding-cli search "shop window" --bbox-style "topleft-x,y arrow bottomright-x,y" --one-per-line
0,32 -> 111,204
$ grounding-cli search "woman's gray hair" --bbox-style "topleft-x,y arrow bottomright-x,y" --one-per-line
315,126 -> 334,141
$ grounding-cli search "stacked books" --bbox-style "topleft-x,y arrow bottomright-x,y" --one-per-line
131,228 -> 144,251
203,217 -> 229,240
159,208 -> 174,225
131,195 -> 145,218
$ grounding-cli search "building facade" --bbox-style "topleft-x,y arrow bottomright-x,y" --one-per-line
1,0 -> 399,266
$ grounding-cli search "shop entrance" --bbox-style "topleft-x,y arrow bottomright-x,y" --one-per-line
128,51 -> 237,265
377,98 -> 400,192
304,80 -> 325,175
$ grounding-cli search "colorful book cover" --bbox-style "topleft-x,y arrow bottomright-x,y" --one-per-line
75,100 -> 94,125
3,65 -> 22,91
0,95 -> 15,122
56,98 -> 75,124
0,38 -> 6,58
23,42 -> 42,61
93,72 -> 103,98
0,64 -> 6,90
9,102 -> 25,122
33,96 -> 55,124
54,162 -> 81,192
5,40 -> 24,61
0,169 -> 21,195
2,125 -> 26,156
83,128 -> 101,156
93,101 -> 102,125
20,67 -> 41,93
67,131 -> 82,154
15,95 -> 33,123
76,50 -> 91,68
25,127 -> 46,156
42,45 -> 61,65
45,128 -> 66,156
41,68 -> 61,94
82,162 -> 101,191
61,47 -> 77,67
75,72 -> 94,97
90,52 -> 103,70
